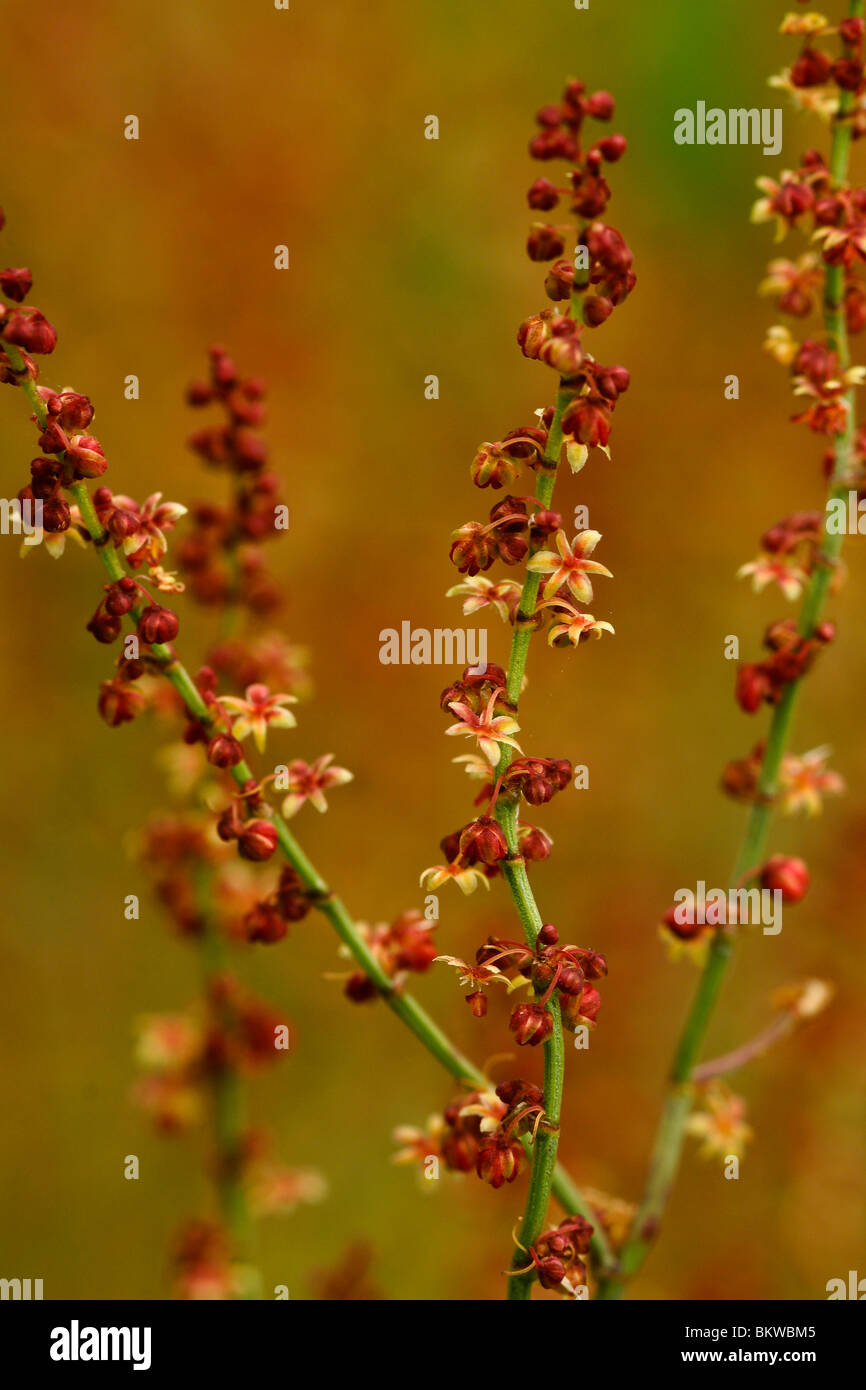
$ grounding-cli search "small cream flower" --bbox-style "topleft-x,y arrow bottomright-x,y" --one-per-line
218,683 -> 298,753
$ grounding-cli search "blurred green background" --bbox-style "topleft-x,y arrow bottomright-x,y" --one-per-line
0,0 -> 864,1300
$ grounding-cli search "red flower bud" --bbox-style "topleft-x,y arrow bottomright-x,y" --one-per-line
759,855 -> 810,903
345,972 -> 377,1003
98,678 -> 146,727
104,578 -> 138,615
237,820 -> 278,862
585,90 -> 615,119
597,134 -> 627,162
0,268 -> 32,302
790,48 -> 833,88
244,902 -> 288,945
528,178 -> 560,211
86,609 -> 122,644
458,816 -> 508,866
467,990 -> 488,1018
3,309 -> 56,354
275,866 -> 312,922
509,1001 -> 554,1047
527,224 -> 566,262
207,733 -> 244,768
582,294 -> 613,327
735,662 -> 774,713
66,435 -> 107,479
561,395 -> 611,447
41,497 -> 71,532
138,605 -> 180,644
517,311 -> 554,360
476,1136 -> 523,1188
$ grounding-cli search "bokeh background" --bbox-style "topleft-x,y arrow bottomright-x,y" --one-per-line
0,0 -> 864,1300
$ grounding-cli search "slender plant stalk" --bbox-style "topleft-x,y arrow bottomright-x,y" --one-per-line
600,15 -> 863,1296
691,1013 -> 795,1084
493,382 -> 584,1298
193,866 -> 261,1299
5,342 -> 616,1272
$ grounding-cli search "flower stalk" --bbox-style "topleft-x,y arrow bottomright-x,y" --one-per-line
602,0 -> 865,1297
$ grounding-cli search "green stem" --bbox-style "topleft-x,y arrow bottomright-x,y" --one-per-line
507,1000 -> 565,1299
194,868 -> 261,1299
3,343 -> 602,1251
490,381 -> 617,1294
606,20 -> 863,1295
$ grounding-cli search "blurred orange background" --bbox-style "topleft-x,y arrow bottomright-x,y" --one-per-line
0,0 -> 863,1299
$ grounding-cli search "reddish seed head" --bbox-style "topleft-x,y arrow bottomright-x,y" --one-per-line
66,435 -> 107,479
509,1001 -> 554,1047
735,662 -> 773,714
41,497 -> 71,532
538,923 -> 559,946
476,1136 -> 523,1188
104,578 -> 137,615
2,308 -> 57,354
344,972 -> 377,1004
585,90 -> 615,120
790,48 -> 833,88
0,268 -> 33,302
833,58 -> 864,92
583,294 -> 614,327
98,678 -> 146,727
138,604 -> 180,645
841,17 -> 866,44
467,990 -> 488,1018
597,134 -> 627,162
517,311 -> 554,360
458,816 -> 508,866
86,609 -> 122,644
237,820 -> 278,862
206,733 -> 244,768
759,855 -> 810,904
528,177 -> 560,211
527,224 -> 566,262
244,902 -> 288,945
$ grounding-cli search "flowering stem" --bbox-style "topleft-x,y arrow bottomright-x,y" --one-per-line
602,25 -> 863,1296
194,867 -> 261,1299
4,345 -> 609,1261
489,380 -> 608,1296
502,386 -> 572,706
506,1000 -> 565,1299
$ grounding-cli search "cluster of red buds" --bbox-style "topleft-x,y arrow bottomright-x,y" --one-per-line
179,346 -> 285,612
242,866 -> 315,945
514,1214 -> 594,1296
394,1079 -> 552,1190
735,617 -> 835,713
694,13 -> 866,962
660,854 -> 811,948
344,911 -> 438,1002
448,82 -> 632,661
450,493 -> 560,574
437,922 -> 606,1037
782,9 -> 866,103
